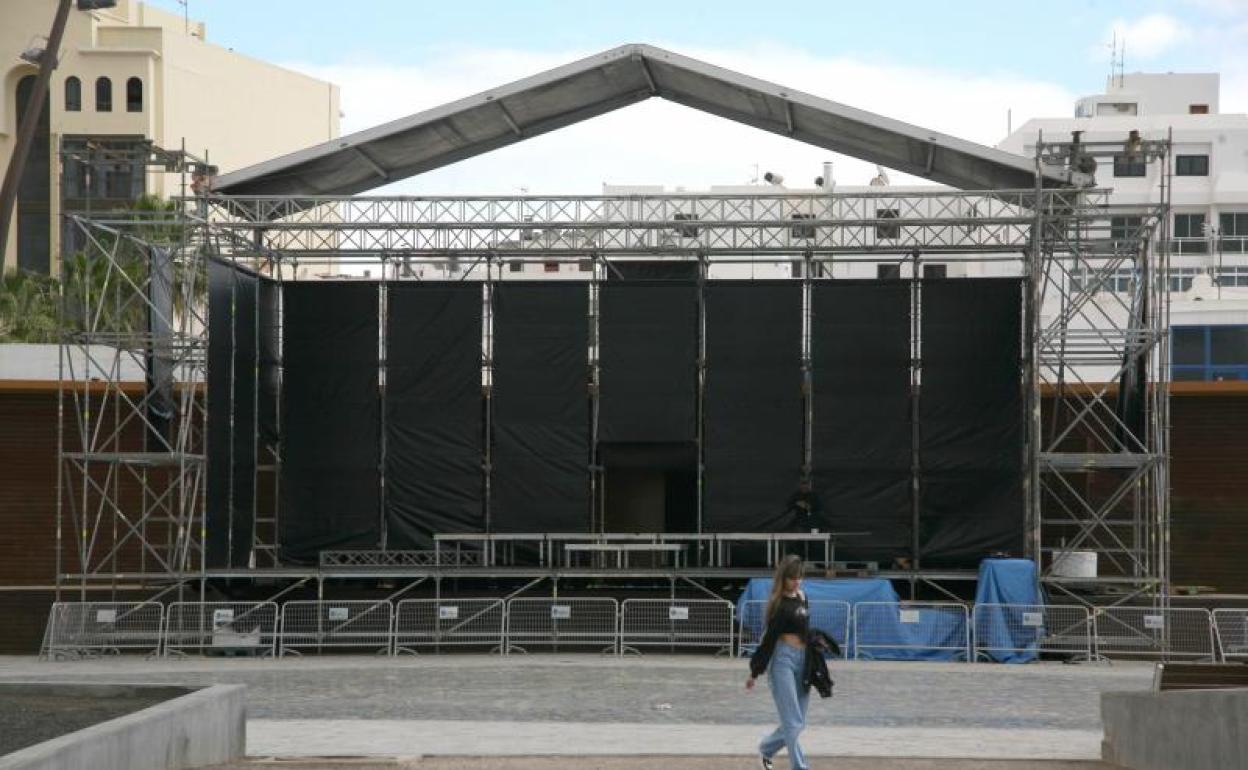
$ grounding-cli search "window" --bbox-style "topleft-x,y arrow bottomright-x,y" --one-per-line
1211,327 -> 1248,366
1216,267 -> 1248,288
1168,267 -> 1202,293
1189,104 -> 1209,115
1113,155 -> 1146,177
877,263 -> 901,279
64,76 -> 81,111
1175,155 -> 1209,176
1175,326 -> 1248,381
875,208 -> 900,240
1097,102 -> 1138,116
126,77 -> 142,112
1221,212 -> 1248,254
673,212 -> 699,238
1110,215 -> 1143,244
508,260 -> 523,273
59,137 -> 146,202
1173,213 -> 1208,254
577,259 -> 593,272
1172,327 -> 1205,366
95,76 -> 112,111
923,264 -> 947,279
790,213 -> 815,240
1220,212 -> 1248,236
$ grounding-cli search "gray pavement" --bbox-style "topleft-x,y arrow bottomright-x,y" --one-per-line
210,759 -> 1115,769
0,655 -> 1151,761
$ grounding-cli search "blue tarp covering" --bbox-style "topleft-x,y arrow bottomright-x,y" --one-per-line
972,558 -> 1042,663
737,577 -> 978,660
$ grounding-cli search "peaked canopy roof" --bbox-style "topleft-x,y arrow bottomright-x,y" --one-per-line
215,44 -> 1069,196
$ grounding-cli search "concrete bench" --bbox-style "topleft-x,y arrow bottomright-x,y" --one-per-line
1153,662 -> 1248,691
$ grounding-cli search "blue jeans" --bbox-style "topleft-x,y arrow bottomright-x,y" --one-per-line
760,640 -> 810,770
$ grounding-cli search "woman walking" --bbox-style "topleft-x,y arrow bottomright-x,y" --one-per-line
746,554 -> 839,770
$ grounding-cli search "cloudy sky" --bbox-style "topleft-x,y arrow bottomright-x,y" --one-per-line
143,0 -> 1248,193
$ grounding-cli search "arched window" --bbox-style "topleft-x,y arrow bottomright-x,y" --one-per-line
95,76 -> 112,112
126,76 -> 142,112
65,76 -> 81,111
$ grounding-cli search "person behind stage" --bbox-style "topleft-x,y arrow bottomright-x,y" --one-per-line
745,554 -> 840,770
783,479 -> 826,532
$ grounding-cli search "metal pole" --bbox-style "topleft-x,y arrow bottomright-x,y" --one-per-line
909,248 -> 922,588
0,0 -> 73,270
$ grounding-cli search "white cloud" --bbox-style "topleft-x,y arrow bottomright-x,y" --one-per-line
1103,14 -> 1193,60
282,44 -> 1074,195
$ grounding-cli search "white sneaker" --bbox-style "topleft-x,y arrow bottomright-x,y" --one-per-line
759,755 -> 774,770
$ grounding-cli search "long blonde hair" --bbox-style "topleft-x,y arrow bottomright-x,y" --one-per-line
766,554 -> 804,623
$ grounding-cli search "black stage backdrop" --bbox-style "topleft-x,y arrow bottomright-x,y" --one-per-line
811,281 -> 913,563
492,283 -> 589,532
205,259 -> 259,569
257,278 -> 280,448
280,281 -> 380,562
385,283 -> 483,548
919,278 -> 1024,567
703,281 -> 803,531
598,282 -> 698,443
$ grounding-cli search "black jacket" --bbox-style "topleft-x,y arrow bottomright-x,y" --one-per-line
748,595 -> 840,699
803,628 -> 838,699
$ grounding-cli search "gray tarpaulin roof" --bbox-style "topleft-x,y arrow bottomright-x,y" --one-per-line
215,44 -> 1068,196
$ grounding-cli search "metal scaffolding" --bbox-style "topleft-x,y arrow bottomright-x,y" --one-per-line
56,151 -> 1172,612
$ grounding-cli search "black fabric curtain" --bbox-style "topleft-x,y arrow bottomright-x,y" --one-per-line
811,280 -> 913,563
918,278 -> 1024,567
491,283 -> 590,532
280,281 -> 381,563
703,281 -> 803,532
598,281 -> 698,443
205,260 -> 233,568
257,278 -> 281,448
385,283 -> 484,549
205,258 -> 262,569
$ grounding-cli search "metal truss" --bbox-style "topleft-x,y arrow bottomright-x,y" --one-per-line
198,189 -> 1087,259
58,179 -> 1169,611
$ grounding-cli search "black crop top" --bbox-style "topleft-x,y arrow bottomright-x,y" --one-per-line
749,592 -> 810,677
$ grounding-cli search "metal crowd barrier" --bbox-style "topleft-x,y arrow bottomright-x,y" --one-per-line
1092,607 -> 1216,661
394,598 -> 506,655
44,601 -> 164,659
736,599 -> 851,658
1213,609 -> 1248,662
972,603 -> 1093,662
279,600 -> 393,656
619,598 -> 734,654
504,597 -> 619,654
853,601 -> 970,661
164,601 -> 279,658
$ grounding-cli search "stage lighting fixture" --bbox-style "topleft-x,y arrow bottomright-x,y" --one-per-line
763,171 -> 785,186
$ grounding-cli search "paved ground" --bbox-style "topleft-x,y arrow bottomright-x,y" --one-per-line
0,655 -> 1150,762
208,759 -> 1115,769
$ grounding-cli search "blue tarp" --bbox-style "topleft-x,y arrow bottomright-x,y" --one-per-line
972,558 -> 1042,663
739,576 -> 978,663
738,578 -> 908,659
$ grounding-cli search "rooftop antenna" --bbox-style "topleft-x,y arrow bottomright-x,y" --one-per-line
177,0 -> 189,35
1109,31 -> 1126,89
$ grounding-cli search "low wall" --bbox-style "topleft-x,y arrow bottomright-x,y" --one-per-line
1101,687 -> 1248,770
0,683 -> 245,770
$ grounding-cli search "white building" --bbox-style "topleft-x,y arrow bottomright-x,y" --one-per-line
1000,73 -> 1248,381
